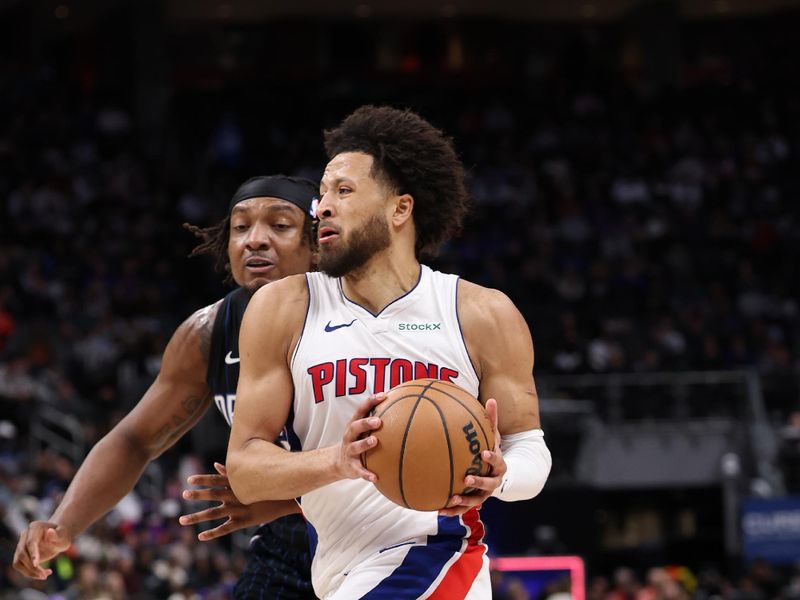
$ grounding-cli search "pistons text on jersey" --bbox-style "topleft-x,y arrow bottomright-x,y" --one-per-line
306,358 -> 459,403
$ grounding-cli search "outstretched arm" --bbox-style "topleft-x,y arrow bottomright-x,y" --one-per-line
13,304 -> 218,579
226,276 -> 383,505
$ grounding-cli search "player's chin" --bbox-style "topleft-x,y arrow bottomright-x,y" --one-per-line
241,273 -> 277,291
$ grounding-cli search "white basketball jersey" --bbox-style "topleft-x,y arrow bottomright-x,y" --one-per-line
289,265 -> 481,597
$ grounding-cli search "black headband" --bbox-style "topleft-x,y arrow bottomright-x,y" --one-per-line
229,175 -> 318,216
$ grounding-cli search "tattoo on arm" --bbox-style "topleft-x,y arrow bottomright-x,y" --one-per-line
151,393 -> 210,452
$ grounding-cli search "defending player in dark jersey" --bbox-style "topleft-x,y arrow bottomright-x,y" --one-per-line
201,284 -> 312,597
13,175 -> 318,600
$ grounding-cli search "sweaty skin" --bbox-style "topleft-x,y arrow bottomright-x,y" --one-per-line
13,197 -> 313,580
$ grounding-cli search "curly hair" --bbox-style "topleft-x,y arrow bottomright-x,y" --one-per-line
323,105 -> 470,259
183,218 -> 235,284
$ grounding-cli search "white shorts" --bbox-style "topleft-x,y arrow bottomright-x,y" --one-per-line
322,511 -> 491,600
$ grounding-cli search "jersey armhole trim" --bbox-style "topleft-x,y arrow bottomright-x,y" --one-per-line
455,277 -> 480,383
290,273 -> 313,370
205,297 -> 229,389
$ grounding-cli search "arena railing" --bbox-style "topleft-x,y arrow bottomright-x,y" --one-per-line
537,369 -> 782,493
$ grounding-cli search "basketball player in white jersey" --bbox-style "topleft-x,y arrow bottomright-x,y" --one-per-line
227,106 -> 552,599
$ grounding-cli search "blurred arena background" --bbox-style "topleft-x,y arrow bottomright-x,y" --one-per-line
2,0 -> 800,598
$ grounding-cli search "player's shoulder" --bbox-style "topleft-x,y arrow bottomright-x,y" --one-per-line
189,298 -> 224,327
241,275 -> 310,358
251,273 -> 309,301
457,278 -> 530,338
457,278 -> 517,319
457,279 -> 534,368
248,274 -> 310,320
161,299 -> 224,377
181,298 -> 223,340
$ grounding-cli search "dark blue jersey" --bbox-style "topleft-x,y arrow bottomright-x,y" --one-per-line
207,287 -> 250,425
207,287 -> 314,599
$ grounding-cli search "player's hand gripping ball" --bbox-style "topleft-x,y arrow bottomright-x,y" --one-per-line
362,378 -> 495,511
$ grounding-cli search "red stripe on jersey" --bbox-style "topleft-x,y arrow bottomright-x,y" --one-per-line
427,508 -> 486,599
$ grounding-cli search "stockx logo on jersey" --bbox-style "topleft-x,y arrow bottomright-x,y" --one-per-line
307,358 -> 459,403
398,322 -> 441,331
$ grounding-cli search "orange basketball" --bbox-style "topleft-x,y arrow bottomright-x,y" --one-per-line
362,378 -> 495,511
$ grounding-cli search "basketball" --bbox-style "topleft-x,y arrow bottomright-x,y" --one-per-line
362,378 -> 495,511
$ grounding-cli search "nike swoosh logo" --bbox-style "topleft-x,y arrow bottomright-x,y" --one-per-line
225,351 -> 240,365
324,319 -> 356,332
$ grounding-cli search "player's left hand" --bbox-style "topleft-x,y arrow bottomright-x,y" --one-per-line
179,462 -> 298,540
439,398 -> 505,517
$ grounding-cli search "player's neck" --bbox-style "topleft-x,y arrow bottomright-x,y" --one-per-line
341,249 -> 420,315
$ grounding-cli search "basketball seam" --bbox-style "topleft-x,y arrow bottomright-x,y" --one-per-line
398,395 -> 424,509
372,392 -> 424,418
369,380 -> 487,510
398,380 -> 438,509
425,385 -> 492,464
423,396 -> 455,509
364,392 -> 430,470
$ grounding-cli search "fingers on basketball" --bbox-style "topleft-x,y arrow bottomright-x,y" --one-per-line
363,379 -> 494,511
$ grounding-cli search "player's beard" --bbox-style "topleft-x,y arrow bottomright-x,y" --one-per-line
318,213 -> 391,278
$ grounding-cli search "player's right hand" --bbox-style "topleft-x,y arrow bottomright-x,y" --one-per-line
179,462 -> 299,541
12,521 -> 72,580
439,398 -> 505,517
337,392 -> 386,482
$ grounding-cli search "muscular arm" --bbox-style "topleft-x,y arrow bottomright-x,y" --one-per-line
436,280 -> 549,513
14,303 -> 219,578
458,280 -> 541,434
52,303 -> 218,538
227,276 -> 380,505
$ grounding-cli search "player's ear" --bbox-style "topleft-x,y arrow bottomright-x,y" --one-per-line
391,193 -> 414,228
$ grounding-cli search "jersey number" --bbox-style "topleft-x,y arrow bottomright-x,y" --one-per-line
213,393 -> 290,449
214,394 -> 235,426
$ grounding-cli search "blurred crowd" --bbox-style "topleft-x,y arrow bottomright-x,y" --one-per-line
2,11 -> 800,600
454,84 -> 798,382
1,447 -> 242,599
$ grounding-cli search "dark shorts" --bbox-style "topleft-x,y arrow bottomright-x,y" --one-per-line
234,514 -> 316,600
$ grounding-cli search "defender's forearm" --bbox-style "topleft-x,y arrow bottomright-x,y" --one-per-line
250,499 -> 302,522
50,432 -> 152,539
